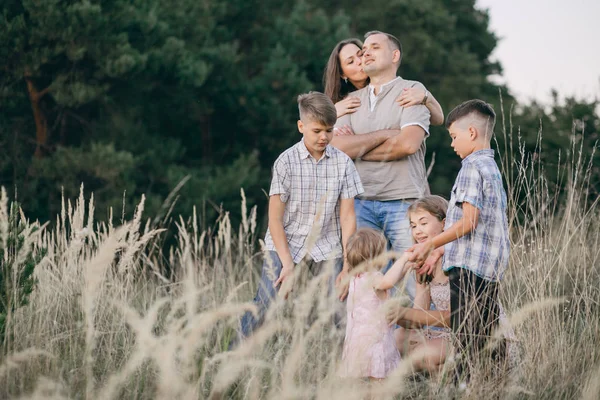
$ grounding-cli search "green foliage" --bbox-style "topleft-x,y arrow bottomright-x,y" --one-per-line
0,192 -> 46,346
0,0 -> 597,228
502,95 -> 600,207
162,151 -> 264,228
27,143 -> 138,220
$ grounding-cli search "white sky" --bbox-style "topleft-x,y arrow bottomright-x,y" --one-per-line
477,0 -> 600,105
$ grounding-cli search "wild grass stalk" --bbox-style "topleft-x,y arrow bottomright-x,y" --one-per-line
0,119 -> 598,399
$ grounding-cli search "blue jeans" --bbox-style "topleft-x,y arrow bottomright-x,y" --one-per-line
354,199 -> 417,301
240,251 -> 343,338
355,199 -> 442,333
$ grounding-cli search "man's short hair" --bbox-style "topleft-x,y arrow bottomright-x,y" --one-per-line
364,30 -> 403,63
446,99 -> 496,137
297,91 -> 337,126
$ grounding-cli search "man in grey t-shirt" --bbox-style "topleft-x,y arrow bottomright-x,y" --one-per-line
331,31 -> 431,301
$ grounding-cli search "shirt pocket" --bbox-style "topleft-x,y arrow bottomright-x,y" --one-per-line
449,184 -> 458,206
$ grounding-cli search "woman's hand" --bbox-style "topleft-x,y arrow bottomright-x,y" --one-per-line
335,96 -> 361,118
333,125 -> 355,136
398,88 -> 445,125
396,88 -> 428,107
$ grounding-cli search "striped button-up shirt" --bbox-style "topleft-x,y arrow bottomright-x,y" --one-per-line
442,149 -> 510,281
264,140 -> 363,262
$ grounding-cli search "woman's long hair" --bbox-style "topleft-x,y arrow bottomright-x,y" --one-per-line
323,38 -> 365,104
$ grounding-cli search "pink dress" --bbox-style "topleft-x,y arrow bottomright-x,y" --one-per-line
340,272 -> 400,378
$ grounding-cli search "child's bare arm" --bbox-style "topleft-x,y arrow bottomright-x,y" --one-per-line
412,280 -> 431,312
442,202 -> 480,242
415,247 -> 444,276
339,197 -> 357,272
270,195 -> 295,293
337,197 -> 357,300
387,307 -> 450,328
373,252 -> 411,291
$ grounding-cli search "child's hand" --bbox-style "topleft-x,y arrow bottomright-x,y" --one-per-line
408,240 -> 435,266
274,264 -> 295,299
335,268 -> 350,301
385,304 -> 409,325
415,247 -> 443,276
402,251 -> 419,273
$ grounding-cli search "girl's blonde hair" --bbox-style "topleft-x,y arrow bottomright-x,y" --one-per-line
407,195 -> 448,223
346,228 -> 387,271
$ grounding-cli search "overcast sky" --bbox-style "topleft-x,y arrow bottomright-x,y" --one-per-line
476,0 -> 600,105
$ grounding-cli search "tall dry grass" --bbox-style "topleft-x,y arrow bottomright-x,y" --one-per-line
0,123 -> 598,399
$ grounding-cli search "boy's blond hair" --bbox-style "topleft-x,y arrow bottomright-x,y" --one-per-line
346,228 -> 387,271
297,91 -> 337,126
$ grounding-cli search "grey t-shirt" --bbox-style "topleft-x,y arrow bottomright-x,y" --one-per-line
335,77 -> 431,201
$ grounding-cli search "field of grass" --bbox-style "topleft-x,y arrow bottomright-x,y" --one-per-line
1,127 -> 599,399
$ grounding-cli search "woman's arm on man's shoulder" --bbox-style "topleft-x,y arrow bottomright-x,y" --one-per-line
396,87 -> 444,126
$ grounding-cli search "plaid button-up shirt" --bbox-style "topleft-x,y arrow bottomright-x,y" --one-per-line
442,149 -> 510,281
264,140 -> 363,263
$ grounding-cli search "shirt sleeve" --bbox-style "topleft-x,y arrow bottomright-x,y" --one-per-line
400,82 -> 431,137
453,163 -> 484,210
340,158 -> 364,199
269,156 -> 290,202
335,112 -> 352,130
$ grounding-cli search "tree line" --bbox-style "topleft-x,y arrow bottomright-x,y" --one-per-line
1,0 -> 597,228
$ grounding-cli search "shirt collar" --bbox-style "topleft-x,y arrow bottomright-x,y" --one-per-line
368,76 -> 400,96
297,139 -> 331,160
462,148 -> 494,164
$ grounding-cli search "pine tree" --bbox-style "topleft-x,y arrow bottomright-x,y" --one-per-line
0,190 -> 46,346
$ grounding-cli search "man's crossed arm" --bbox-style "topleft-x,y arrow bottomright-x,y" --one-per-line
330,125 -> 426,161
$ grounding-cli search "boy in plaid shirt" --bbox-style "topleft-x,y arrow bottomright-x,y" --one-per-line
409,99 -> 510,381
240,92 -> 363,337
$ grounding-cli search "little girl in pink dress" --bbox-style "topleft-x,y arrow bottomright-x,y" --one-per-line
339,228 -> 413,380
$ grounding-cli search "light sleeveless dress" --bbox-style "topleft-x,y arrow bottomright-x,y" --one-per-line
424,281 -> 520,367
340,271 -> 400,379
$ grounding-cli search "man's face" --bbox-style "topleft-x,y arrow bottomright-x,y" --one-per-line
362,33 -> 397,75
298,119 -> 334,159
